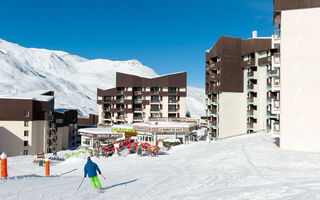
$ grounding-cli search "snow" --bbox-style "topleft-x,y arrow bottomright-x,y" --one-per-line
2,133 -> 320,199
78,128 -> 114,134
133,121 -> 195,128
0,90 -> 54,102
0,39 -> 205,118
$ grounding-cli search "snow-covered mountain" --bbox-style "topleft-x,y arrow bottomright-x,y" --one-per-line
0,39 -> 205,118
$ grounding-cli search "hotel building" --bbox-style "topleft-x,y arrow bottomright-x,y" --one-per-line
205,33 -> 272,139
97,72 -> 187,125
273,0 -> 320,151
0,91 -> 57,156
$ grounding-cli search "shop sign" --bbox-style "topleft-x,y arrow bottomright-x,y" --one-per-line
95,133 -> 123,138
112,128 -> 136,133
134,126 -> 146,131
157,127 -> 184,133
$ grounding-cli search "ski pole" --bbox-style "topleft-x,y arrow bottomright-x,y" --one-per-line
76,177 -> 85,192
100,174 -> 106,180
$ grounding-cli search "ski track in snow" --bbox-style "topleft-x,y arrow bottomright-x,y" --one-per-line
1,133 -> 320,199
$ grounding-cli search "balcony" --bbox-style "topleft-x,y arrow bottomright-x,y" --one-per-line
247,72 -> 254,79
133,116 -> 143,120
103,97 -> 112,102
104,108 -> 111,112
134,91 -> 142,95
247,123 -> 254,130
116,107 -> 124,111
116,90 -> 124,95
168,91 -> 177,95
247,97 -> 254,105
151,99 -> 160,103
168,108 -> 178,112
104,115 -> 112,119
267,70 -> 280,77
247,85 -> 254,92
134,107 -> 143,112
273,53 -> 280,64
267,111 -> 278,119
266,98 -> 272,104
134,99 -> 143,103
150,107 -> 160,112
247,110 -> 254,117
116,99 -> 124,103
116,115 -> 125,120
168,99 -> 178,103
151,91 -> 159,95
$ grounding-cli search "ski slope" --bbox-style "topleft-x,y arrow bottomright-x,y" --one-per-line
1,133 -> 320,200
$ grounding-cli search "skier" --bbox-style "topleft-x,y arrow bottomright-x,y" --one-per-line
84,157 -> 102,190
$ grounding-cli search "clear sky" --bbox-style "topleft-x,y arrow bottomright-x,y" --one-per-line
0,0 -> 273,88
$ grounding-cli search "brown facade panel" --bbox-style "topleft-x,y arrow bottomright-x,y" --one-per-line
274,0 -> 320,12
0,98 -> 54,121
116,72 -> 187,88
258,56 -> 272,66
77,114 -> 98,125
241,39 -> 271,56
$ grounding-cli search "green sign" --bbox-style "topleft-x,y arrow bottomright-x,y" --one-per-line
112,128 -> 136,133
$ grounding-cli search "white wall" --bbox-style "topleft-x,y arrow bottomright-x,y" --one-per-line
280,8 -> 320,152
219,92 -> 247,138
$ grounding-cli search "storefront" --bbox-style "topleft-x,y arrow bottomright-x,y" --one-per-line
132,121 -> 197,145
78,125 -> 137,149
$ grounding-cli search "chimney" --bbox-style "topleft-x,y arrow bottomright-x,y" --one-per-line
252,31 -> 258,38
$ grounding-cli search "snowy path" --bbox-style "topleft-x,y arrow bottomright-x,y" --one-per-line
1,133 -> 320,200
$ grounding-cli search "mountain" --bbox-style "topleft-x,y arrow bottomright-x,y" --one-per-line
0,39 -> 205,118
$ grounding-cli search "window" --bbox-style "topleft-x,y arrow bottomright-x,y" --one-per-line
24,110 -> 29,117
24,131 -> 29,137
24,121 -> 29,127
24,141 -> 28,146
23,150 -> 28,155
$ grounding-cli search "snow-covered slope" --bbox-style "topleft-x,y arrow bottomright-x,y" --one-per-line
2,133 -> 320,200
0,39 -> 205,118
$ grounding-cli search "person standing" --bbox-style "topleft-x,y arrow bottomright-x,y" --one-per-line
84,157 -> 102,190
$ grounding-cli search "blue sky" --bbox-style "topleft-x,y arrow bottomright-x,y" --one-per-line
0,0 -> 273,88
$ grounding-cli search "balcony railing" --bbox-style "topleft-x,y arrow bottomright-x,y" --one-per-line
151,108 -> 160,111
151,91 -> 159,95
134,91 -> 142,95
247,98 -> 254,104
116,116 -> 125,120
116,90 -> 124,94
133,116 -> 143,120
104,107 -> 111,111
267,70 -> 279,77
247,123 -> 254,130
274,53 -> 280,64
168,109 -> 178,112
168,91 -> 177,94
116,99 -> 124,103
247,72 -> 254,79
267,111 -> 278,119
247,85 -> 254,91
116,107 -> 124,111
134,99 -> 143,103
247,110 -> 254,117
134,108 -> 143,111
169,99 -> 178,103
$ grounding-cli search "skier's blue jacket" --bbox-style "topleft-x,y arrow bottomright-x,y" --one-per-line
84,159 -> 101,178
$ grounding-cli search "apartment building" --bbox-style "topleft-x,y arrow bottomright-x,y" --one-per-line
273,0 -> 320,152
241,34 -> 273,134
0,91 -> 57,156
206,34 -> 272,139
97,72 -> 187,125
53,109 -> 78,150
